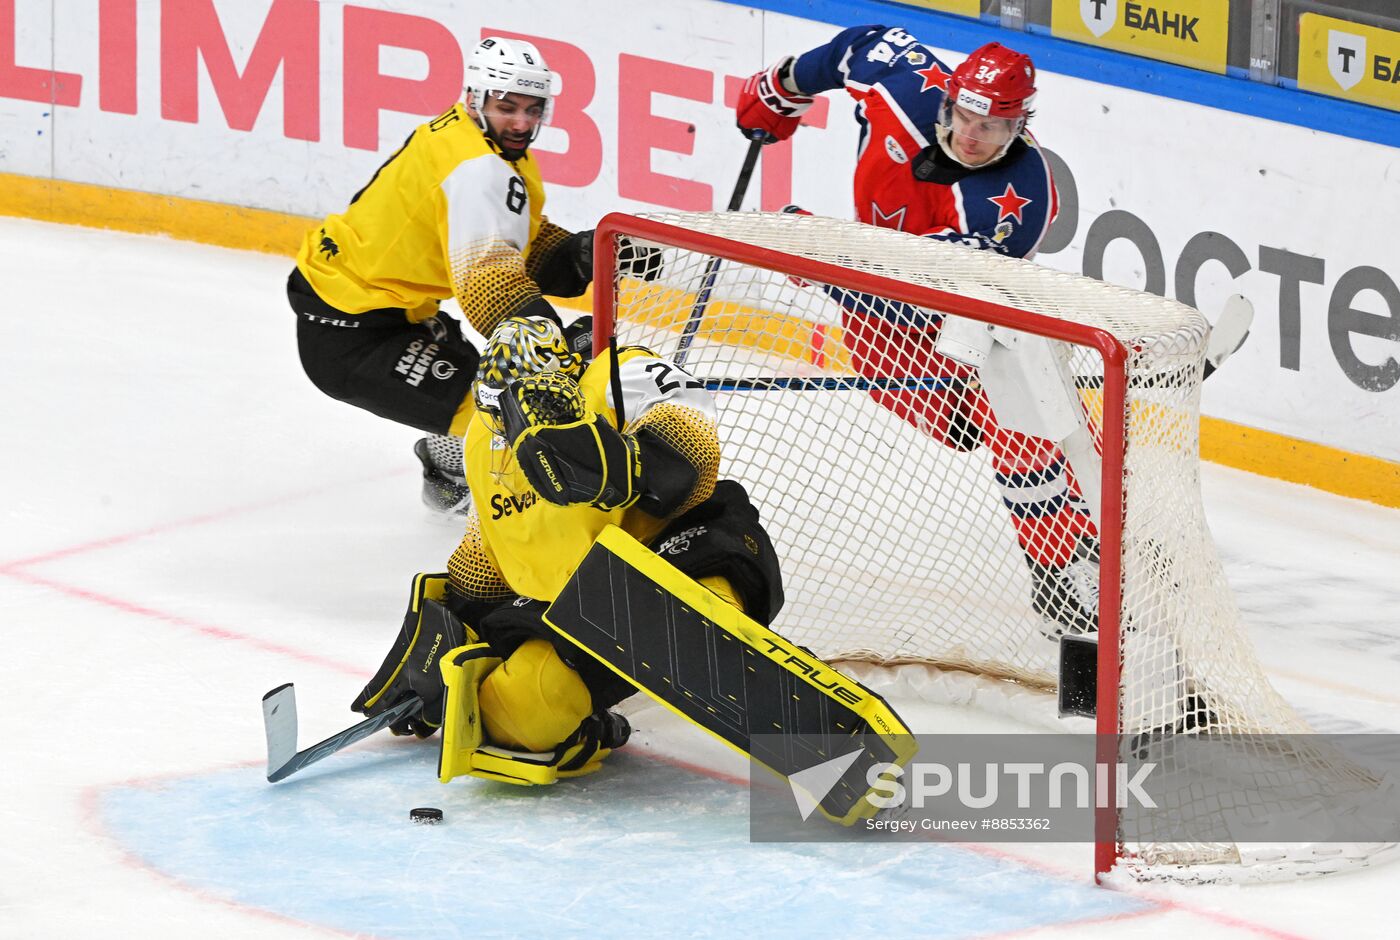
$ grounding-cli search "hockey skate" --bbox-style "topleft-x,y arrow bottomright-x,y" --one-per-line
1027,536 -> 1100,640
414,436 -> 471,516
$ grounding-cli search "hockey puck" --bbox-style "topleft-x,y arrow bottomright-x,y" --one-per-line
409,807 -> 443,825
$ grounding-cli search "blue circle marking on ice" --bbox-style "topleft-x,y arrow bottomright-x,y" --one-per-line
98,744 -> 1150,937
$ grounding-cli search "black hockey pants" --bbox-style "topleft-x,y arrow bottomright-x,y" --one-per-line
288,267 -> 480,434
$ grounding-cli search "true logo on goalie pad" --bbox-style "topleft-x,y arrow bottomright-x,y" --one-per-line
543,526 -> 917,824
756,638 -> 862,707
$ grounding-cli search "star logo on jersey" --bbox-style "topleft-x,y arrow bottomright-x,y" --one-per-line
988,183 -> 1032,224
870,202 -> 908,231
915,63 -> 951,93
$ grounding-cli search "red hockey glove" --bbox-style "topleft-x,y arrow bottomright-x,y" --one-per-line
735,57 -> 813,144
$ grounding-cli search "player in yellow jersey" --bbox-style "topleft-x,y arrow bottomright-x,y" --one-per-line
349,317 -> 784,782
287,37 -> 658,514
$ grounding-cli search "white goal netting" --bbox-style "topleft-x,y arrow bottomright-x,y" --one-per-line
597,210 -> 1392,882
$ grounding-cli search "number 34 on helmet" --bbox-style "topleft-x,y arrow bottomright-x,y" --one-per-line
935,42 -> 1037,168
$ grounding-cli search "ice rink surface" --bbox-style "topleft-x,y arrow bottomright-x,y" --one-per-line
2,217 -> 1398,938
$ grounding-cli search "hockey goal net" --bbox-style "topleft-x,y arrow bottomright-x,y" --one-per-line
591,210 -> 1391,883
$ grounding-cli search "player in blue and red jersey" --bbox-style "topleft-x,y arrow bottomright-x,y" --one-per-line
742,25 -> 1056,256
737,26 -> 1099,639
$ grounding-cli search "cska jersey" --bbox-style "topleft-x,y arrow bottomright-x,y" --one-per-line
791,25 -> 1057,259
462,347 -> 718,603
295,103 -> 557,333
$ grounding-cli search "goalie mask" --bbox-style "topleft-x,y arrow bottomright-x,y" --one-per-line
934,42 -> 1036,169
464,37 -> 558,153
473,316 -> 583,437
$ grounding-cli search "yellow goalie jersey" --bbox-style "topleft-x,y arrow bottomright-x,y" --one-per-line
294,103 -> 573,334
449,347 -> 721,605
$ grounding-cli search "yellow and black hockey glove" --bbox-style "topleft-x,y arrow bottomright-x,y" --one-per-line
617,237 -> 665,282
499,372 -> 642,511
351,574 -> 468,738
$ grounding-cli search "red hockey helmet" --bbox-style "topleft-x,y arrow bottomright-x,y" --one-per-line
948,42 -> 1037,120
936,43 -> 1037,167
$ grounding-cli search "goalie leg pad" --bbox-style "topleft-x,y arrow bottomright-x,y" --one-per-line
439,637 -> 625,786
480,639 -> 595,752
455,711 -> 629,786
438,642 -> 503,783
476,597 -> 638,712
544,525 -> 916,825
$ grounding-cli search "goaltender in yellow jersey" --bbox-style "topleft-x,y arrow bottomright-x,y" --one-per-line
350,316 -> 785,785
460,343 -> 718,603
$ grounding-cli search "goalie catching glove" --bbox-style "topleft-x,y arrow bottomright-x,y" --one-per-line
499,372 -> 643,511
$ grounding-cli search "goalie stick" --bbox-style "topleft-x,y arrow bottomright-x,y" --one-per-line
261,683 -> 423,783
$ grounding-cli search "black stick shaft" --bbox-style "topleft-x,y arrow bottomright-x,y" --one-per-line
674,134 -> 767,367
726,135 -> 765,211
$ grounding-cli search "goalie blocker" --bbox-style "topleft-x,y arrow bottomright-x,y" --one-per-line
543,524 -> 916,825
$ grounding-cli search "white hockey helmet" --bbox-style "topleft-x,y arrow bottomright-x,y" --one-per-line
464,37 -> 557,140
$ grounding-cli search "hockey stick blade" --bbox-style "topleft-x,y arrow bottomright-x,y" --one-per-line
262,683 -> 298,775
261,683 -> 424,783
1203,293 -> 1254,380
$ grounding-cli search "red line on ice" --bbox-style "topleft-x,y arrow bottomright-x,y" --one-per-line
0,468 -> 410,572
3,566 -> 363,676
